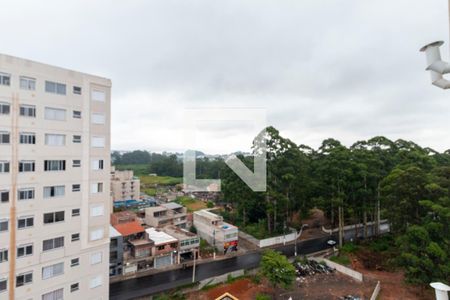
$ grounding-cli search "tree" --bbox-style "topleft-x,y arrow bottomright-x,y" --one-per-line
260,250 -> 296,289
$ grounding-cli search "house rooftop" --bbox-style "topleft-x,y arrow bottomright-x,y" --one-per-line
161,202 -> 183,210
113,221 -> 145,236
194,209 -> 223,221
162,225 -> 197,239
146,227 -> 178,245
109,225 -> 122,238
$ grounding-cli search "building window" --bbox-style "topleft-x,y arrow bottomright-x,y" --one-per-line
90,204 -> 104,217
45,81 -> 66,95
73,135 -> 82,143
90,228 -> 104,241
20,76 -> 36,90
91,90 -> 105,102
92,159 -> 104,170
71,233 -> 80,242
0,102 -> 10,115
17,244 -> 33,258
44,107 -> 66,121
70,258 -> 79,267
42,262 -> 64,280
71,209 -> 80,217
71,283 -> 79,292
73,86 -> 82,95
43,185 -> 65,198
72,184 -> 81,192
42,237 -> 64,252
0,249 -> 8,263
92,113 -> 105,124
0,190 -> 9,203
90,275 -> 102,289
0,161 -> 10,173
72,160 -> 81,168
45,134 -> 65,146
0,278 -> 6,293
19,132 -> 36,144
0,132 -> 10,144
17,216 -> 34,229
91,182 -> 103,194
0,73 -> 10,86
44,160 -> 66,171
19,105 -> 36,117
91,136 -> 105,148
73,110 -> 82,119
19,161 -> 35,172
0,220 -> 8,232
90,252 -> 102,265
43,211 -> 65,224
18,188 -> 35,201
16,272 -> 33,287
42,288 -> 64,300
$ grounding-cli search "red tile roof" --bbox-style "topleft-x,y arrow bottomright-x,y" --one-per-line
113,221 -> 145,236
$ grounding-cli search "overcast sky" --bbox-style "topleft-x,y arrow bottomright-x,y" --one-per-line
1,0 -> 449,154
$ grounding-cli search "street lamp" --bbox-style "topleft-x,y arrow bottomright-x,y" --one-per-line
294,224 -> 309,257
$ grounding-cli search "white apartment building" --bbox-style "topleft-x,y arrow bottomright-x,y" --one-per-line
110,166 -> 140,201
0,54 -> 111,300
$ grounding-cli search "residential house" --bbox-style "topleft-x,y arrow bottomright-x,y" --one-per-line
109,226 -> 124,277
144,202 -> 187,229
145,228 -> 178,268
162,225 -> 199,263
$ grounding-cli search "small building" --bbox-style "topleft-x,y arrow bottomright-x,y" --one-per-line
111,166 -> 141,201
193,210 -> 238,254
111,211 -> 138,225
109,226 -> 124,277
162,225 -> 200,263
145,227 -> 179,268
145,202 -> 188,229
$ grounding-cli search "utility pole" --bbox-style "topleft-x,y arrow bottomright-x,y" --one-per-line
192,248 -> 197,283
294,224 -> 309,257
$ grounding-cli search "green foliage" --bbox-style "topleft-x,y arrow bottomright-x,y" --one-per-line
251,273 -> 262,284
260,250 -> 296,289
207,200 -> 215,208
255,294 -> 271,300
140,175 -> 182,186
329,254 -> 351,266
340,243 -> 359,254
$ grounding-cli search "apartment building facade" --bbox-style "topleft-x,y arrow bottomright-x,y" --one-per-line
110,166 -> 140,201
0,54 -> 111,300
144,202 -> 187,229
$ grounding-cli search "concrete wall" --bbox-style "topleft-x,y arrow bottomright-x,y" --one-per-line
370,281 -> 381,300
320,258 -> 364,282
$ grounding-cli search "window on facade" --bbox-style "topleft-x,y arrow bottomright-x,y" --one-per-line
19,132 -> 36,144
72,184 -> 81,192
73,110 -> 82,119
44,107 -> 66,121
0,190 -> 9,203
92,113 -> 105,124
20,76 -> 36,90
0,73 -> 10,86
17,216 -> 34,229
42,237 -> 64,252
90,275 -> 102,289
73,135 -> 82,143
72,160 -> 81,167
91,90 -> 105,102
19,161 -> 35,172
91,136 -> 105,148
42,262 -> 64,280
18,188 -> 34,201
0,249 -> 8,263
157,245 -> 164,251
0,220 -> 8,232
43,186 -> 65,198
43,211 -> 65,224
19,105 -> 36,117
0,102 -> 10,115
73,86 -> 82,95
71,233 -> 80,242
42,288 -> 64,300
45,134 -> 65,146
0,161 -> 10,173
70,258 -> 79,267
72,209 -> 80,217
90,204 -> 104,217
92,159 -> 104,170
0,278 -> 6,292
71,283 -> 79,292
0,132 -> 10,144
45,81 -> 66,95
16,272 -> 33,287
90,252 -> 102,265
90,228 -> 104,241
17,244 -> 33,258
44,160 -> 66,171
91,182 -> 103,194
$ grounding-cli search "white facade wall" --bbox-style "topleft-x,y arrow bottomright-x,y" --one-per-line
0,54 -> 111,300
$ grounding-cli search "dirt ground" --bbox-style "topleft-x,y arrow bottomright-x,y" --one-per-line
188,278 -> 273,300
350,254 -> 435,300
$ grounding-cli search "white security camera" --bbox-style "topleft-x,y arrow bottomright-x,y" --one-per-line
420,41 -> 450,89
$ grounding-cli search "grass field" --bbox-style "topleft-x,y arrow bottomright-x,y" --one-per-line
114,164 -> 149,176
140,175 -> 182,186
175,196 -> 207,212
